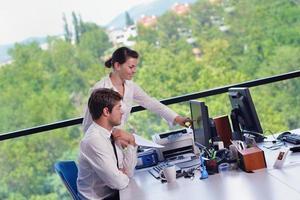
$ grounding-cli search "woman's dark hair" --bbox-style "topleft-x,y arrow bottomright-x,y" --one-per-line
104,46 -> 139,68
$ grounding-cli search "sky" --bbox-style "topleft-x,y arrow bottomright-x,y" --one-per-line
0,0 -> 154,45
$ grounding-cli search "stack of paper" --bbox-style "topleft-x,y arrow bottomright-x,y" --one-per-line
133,134 -> 164,148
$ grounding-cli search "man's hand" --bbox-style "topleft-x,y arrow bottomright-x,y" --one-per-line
120,168 -> 128,175
112,128 -> 136,148
117,139 -> 131,149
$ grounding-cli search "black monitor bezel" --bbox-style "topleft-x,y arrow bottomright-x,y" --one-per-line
228,87 -> 263,138
189,100 -> 212,149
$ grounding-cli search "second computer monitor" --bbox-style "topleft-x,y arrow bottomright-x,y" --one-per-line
189,100 -> 211,148
228,87 -> 264,141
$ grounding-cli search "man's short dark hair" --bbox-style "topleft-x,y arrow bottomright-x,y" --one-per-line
88,88 -> 122,120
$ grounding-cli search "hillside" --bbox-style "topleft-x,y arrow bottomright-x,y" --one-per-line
107,0 -> 197,28
0,0 -> 196,64
0,44 -> 13,63
0,36 -> 48,63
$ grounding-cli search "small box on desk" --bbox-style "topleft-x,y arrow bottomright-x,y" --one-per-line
237,147 -> 267,172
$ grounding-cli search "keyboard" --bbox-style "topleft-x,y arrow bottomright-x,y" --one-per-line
283,133 -> 300,145
148,163 -> 181,179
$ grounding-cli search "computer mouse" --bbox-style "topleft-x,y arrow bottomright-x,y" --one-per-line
277,131 -> 291,140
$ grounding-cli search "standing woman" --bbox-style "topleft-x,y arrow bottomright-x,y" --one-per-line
83,47 -> 190,143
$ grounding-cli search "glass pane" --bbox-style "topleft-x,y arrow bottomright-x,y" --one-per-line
0,0 -> 300,199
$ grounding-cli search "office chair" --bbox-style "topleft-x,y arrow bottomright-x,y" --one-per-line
54,161 -> 81,200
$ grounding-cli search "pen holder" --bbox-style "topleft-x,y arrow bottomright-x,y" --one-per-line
206,159 -> 218,174
237,147 -> 267,172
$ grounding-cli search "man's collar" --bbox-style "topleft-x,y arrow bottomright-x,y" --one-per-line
92,122 -> 112,139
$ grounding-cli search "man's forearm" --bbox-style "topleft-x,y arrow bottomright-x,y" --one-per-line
122,145 -> 138,178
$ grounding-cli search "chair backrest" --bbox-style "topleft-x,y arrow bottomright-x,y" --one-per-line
54,161 -> 81,200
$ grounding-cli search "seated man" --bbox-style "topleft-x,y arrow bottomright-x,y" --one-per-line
77,88 -> 137,200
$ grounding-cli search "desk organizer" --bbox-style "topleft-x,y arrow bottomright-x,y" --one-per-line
237,147 -> 267,172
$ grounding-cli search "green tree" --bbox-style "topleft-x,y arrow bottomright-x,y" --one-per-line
72,11 -> 80,44
79,26 -> 111,58
62,13 -> 72,43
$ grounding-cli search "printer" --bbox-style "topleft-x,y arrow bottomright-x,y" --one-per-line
152,128 -> 197,161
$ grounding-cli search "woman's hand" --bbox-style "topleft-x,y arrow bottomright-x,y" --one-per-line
174,116 -> 192,127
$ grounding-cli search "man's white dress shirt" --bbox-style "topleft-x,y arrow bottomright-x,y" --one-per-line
77,122 -> 137,200
82,75 -> 178,133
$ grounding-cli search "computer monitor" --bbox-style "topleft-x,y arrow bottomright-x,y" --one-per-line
189,100 -> 212,148
228,87 -> 265,142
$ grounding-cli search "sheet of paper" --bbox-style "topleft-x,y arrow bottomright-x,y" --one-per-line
133,134 -> 164,148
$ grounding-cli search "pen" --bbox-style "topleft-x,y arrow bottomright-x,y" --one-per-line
240,142 -> 244,150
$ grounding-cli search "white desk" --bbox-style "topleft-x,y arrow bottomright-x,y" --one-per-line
263,140 -> 300,194
121,168 -> 300,200
121,137 -> 300,200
